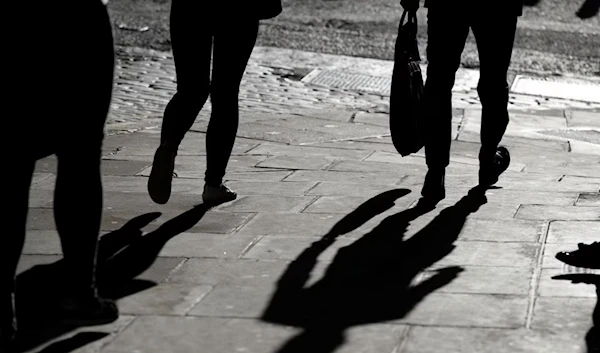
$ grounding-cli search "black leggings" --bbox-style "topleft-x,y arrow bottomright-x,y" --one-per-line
161,1 -> 259,187
2,0 -> 114,311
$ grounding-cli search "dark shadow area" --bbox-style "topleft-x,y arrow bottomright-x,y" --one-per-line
553,274 -> 600,353
262,187 -> 488,353
10,204 -> 210,353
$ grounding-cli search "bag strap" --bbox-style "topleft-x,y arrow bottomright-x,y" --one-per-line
399,10 -> 418,27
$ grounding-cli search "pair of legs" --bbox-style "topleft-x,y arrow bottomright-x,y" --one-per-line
148,0 -> 259,205
1,0 -> 118,345
421,5 -> 518,201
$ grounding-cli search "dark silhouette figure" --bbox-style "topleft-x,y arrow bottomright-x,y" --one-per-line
2,1 -> 117,349
9,204 -> 210,353
147,1 -> 283,206
262,188 -> 487,353
401,0 -> 518,204
553,274 -> 600,353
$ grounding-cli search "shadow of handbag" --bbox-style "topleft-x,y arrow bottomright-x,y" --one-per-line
389,9 -> 425,157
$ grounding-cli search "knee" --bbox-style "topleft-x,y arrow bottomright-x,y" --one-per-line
425,67 -> 457,94
477,78 -> 509,102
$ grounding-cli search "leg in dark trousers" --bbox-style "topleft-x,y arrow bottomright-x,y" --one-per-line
204,20 -> 259,187
420,5 -> 470,203
471,15 -> 517,169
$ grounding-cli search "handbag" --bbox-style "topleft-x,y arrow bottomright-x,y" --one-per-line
389,9 -> 425,157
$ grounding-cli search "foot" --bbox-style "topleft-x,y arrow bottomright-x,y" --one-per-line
58,294 -> 119,326
148,145 -> 177,204
420,168 -> 445,206
556,242 -> 600,270
202,184 -> 237,205
479,146 -> 510,188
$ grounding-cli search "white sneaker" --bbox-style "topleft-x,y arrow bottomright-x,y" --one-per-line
202,184 -> 237,205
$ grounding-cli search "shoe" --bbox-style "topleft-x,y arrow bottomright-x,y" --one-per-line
58,294 -> 119,326
202,184 -> 237,205
420,168 -> 446,205
148,145 -> 177,204
479,146 -> 510,187
556,242 -> 600,270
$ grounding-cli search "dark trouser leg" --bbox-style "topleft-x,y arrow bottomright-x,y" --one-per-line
423,7 -> 470,169
204,20 -> 259,187
54,0 -> 114,297
471,15 -> 517,164
1,161 -> 34,342
160,0 -> 213,147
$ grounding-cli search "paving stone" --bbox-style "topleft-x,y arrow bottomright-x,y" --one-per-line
495,176 -> 599,193
516,205 -> 600,221
242,235 -> 356,261
102,316 -> 405,353
402,326 -> 585,353
216,195 -> 315,213
237,213 -> 343,236
457,131 -> 570,152
28,187 -> 53,208
100,176 -> 201,194
547,221 -> 600,243
330,159 -> 425,175
524,165 -> 600,178
285,170 -> 403,185
303,195 -> 418,214
100,160 -> 152,176
224,170 -> 293,182
158,233 -> 257,258
307,182 -> 405,197
248,143 -> 372,160
398,293 -> 528,328
34,155 -> 58,173
435,241 -> 538,268
188,284 -> 272,318
256,155 -> 335,170
137,155 -> 267,178
353,112 -> 389,126
566,110 -> 600,129
26,209 -> 56,230
417,266 -> 532,295
457,219 -> 543,242
166,258 -> 290,286
531,297 -> 597,333
308,140 -> 398,153
577,193 -> 600,206
212,180 -> 316,196
538,268 -> 599,297
117,283 -> 212,315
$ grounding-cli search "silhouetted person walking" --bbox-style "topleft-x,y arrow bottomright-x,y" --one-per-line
147,1 -> 282,206
2,0 -> 118,348
402,0 -> 521,204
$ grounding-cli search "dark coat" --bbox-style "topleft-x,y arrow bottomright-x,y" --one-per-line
234,1 -> 283,20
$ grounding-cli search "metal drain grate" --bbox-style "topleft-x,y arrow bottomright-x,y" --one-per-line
302,69 -> 392,96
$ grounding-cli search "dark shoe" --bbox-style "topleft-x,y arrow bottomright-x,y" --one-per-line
556,242 -> 600,270
58,294 -> 119,326
148,145 -> 177,204
420,168 -> 445,205
479,146 -> 510,187
202,184 -> 237,206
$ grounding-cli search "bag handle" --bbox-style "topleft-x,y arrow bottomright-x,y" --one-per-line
399,9 -> 418,27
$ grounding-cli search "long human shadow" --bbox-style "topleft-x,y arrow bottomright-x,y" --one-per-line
261,187 -> 488,353
11,204 -> 210,353
553,274 -> 600,353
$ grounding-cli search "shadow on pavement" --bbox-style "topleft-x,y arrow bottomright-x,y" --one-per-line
553,273 -> 600,353
262,187 -> 488,353
11,204 -> 211,353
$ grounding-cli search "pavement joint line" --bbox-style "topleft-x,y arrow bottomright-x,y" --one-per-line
298,195 -> 322,213
238,235 -> 264,259
392,324 -> 412,353
360,150 -> 378,162
526,220 -> 551,329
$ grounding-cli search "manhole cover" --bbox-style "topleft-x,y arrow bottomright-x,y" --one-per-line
302,69 -> 392,95
511,75 -> 600,103
539,129 -> 600,144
